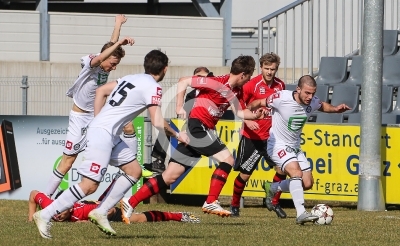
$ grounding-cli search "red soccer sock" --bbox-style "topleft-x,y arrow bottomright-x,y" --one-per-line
272,173 -> 286,205
206,162 -> 232,204
231,174 -> 246,207
128,176 -> 166,208
143,211 -> 181,222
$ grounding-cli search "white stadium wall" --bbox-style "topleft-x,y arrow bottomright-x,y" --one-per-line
0,10 -> 224,66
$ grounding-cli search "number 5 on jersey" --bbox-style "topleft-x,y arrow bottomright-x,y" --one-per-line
109,81 -> 135,107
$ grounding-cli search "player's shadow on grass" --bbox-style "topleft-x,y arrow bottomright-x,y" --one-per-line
116,234 -> 209,239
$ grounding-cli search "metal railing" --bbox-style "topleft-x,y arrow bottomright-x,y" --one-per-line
258,0 -> 400,84
0,76 -> 185,119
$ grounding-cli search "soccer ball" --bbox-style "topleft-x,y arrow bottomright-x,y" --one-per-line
310,204 -> 334,225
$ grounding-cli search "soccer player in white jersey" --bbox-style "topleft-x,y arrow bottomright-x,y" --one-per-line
249,75 -> 350,224
44,15 -> 139,198
33,50 -> 190,239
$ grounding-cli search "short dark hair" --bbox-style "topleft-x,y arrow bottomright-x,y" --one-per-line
298,75 -> 317,88
100,42 -> 125,59
193,67 -> 210,75
143,50 -> 169,75
230,55 -> 256,75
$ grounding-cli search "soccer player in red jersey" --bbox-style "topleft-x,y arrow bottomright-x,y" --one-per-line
28,190 -> 199,223
119,55 -> 264,218
229,53 -> 287,218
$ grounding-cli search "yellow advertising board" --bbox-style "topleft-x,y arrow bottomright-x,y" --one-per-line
169,119 -> 400,204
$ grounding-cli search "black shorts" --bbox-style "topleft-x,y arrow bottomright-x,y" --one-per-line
234,136 -> 275,175
169,118 -> 227,167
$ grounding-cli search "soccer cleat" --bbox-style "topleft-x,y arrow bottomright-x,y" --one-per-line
264,181 -> 287,218
33,211 -> 53,239
230,205 -> 240,217
180,212 -> 200,223
141,166 -> 155,178
143,159 -> 166,174
201,200 -> 231,217
296,211 -> 319,225
88,209 -> 116,236
120,197 -> 134,224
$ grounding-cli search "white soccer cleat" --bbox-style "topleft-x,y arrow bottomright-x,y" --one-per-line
180,212 -> 200,223
88,209 -> 116,236
120,197 -> 134,224
33,211 -> 53,239
201,200 -> 231,217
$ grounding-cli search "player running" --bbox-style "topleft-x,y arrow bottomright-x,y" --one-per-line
43,15 -> 153,199
33,50 -> 189,239
229,53 -> 287,218
248,75 -> 350,224
113,56 -> 266,230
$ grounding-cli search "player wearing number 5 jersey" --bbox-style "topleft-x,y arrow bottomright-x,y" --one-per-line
248,75 -> 350,224
44,14 -> 137,198
33,50 -> 190,239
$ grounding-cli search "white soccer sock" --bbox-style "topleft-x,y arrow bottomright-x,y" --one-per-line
289,177 -> 306,217
44,169 -> 65,197
96,173 -> 138,214
277,179 -> 290,192
41,184 -> 86,221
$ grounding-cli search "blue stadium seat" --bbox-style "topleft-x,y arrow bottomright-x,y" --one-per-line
383,30 -> 399,56
285,83 -> 297,91
330,85 -> 360,114
344,56 -> 363,86
382,85 -> 394,113
316,57 -> 349,85
316,113 -> 344,123
383,55 -> 400,87
347,113 -> 361,124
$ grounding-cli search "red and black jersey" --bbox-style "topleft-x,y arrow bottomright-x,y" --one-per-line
69,201 -> 98,222
241,75 -> 285,140
34,192 -> 98,222
189,74 -> 246,129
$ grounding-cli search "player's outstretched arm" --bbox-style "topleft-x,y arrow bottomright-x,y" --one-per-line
247,98 -> 266,111
148,105 -> 189,145
319,102 -> 351,113
176,76 -> 193,119
94,81 -> 117,116
110,14 -> 127,43
91,37 -> 134,68
235,108 -> 265,120
28,190 -> 40,221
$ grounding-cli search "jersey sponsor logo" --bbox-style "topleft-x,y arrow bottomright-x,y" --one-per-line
278,149 -> 286,159
152,96 -> 161,105
157,87 -> 162,96
196,77 -> 207,85
259,87 -> 266,94
66,140 -> 73,150
90,163 -> 101,174
287,116 -> 308,131
96,73 -> 109,85
73,144 -> 80,151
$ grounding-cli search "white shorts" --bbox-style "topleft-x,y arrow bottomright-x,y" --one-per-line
64,110 -> 93,155
267,143 -> 311,172
77,127 -> 136,182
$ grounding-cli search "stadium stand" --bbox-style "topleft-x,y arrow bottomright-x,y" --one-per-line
383,30 -> 399,56
382,85 -> 394,114
316,57 -> 349,86
382,55 -> 400,87
285,83 -> 297,91
344,55 -> 363,86
315,113 -> 344,123
330,85 -> 360,114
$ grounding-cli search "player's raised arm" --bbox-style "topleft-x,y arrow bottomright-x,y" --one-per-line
176,76 -> 193,119
247,98 -> 266,111
91,37 -> 134,68
110,14 -> 128,43
94,81 -> 117,116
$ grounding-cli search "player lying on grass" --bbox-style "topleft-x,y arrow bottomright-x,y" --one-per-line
28,190 -> 200,223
